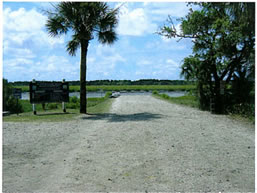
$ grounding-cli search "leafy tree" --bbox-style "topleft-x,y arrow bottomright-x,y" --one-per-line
159,2 -> 255,113
6,97 -> 24,114
45,2 -> 119,113
3,79 -> 24,114
3,79 -> 12,111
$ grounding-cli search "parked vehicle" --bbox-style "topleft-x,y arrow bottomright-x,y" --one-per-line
110,92 -> 120,98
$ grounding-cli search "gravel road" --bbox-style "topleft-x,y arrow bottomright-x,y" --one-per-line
3,95 -> 255,192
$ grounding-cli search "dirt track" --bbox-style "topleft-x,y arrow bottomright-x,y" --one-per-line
3,95 -> 255,192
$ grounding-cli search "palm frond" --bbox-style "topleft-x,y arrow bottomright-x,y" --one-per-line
45,2 -> 119,50
66,34 -> 80,56
96,3 -> 119,45
97,30 -> 118,45
46,15 -> 69,37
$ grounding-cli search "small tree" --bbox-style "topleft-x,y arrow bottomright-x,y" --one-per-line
45,2 -> 119,113
3,79 -> 24,114
3,79 -> 12,111
159,2 -> 255,113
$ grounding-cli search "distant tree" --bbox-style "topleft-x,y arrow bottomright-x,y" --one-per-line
159,2 -> 255,113
45,2 -> 119,113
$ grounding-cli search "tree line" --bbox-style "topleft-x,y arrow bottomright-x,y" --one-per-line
10,79 -> 194,86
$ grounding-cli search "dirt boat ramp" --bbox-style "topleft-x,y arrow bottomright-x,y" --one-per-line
3,95 -> 254,192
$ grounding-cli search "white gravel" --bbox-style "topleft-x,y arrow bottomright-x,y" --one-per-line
3,95 -> 255,192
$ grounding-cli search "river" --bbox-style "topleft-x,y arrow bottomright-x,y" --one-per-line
21,91 -> 186,100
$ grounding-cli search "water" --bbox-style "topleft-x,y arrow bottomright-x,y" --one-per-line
21,92 -> 106,100
158,91 -> 186,97
21,91 -> 186,100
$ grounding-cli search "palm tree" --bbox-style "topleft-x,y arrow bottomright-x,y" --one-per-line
45,2 -> 119,113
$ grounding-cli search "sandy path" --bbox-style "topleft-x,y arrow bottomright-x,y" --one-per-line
3,95 -> 255,192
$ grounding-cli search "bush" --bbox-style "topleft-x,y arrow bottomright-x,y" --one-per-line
66,103 -> 79,109
161,94 -> 170,99
70,96 -> 79,103
3,79 -> 24,114
3,79 -> 12,111
7,97 -> 24,114
152,90 -> 159,95
105,92 -> 112,98
225,103 -> 255,118
47,103 -> 58,109
186,90 -> 195,96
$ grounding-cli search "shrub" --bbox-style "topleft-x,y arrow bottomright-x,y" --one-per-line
3,79 -> 24,114
7,97 -> 24,114
105,92 -> 112,98
66,103 -> 79,109
3,79 -> 12,111
47,103 -> 58,109
152,90 -> 159,95
225,103 -> 255,118
70,96 -> 79,103
161,94 -> 170,99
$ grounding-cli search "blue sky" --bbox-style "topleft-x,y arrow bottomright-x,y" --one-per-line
3,2 -> 195,82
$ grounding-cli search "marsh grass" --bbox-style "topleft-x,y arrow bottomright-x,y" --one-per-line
152,91 -> 198,108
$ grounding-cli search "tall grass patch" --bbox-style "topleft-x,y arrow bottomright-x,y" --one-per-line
152,91 -> 198,108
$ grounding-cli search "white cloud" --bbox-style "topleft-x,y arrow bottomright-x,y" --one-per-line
3,53 -> 81,81
166,59 -> 180,67
31,55 -> 79,80
145,2 -> 189,18
35,31 -> 64,47
87,44 -> 126,79
117,4 -> 157,36
4,47 -> 35,58
4,58 -> 33,68
3,7 -> 64,47
146,37 -> 187,51
150,7 -> 188,18
115,2 -> 189,37
42,55 -> 77,73
136,59 -> 152,67
3,7 -> 45,32
3,6 -> 67,81
88,57 -> 96,63
135,71 -> 145,76
133,56 -> 182,80
175,23 -> 182,35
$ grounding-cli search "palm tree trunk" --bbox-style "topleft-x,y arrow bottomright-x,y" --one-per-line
80,39 -> 89,114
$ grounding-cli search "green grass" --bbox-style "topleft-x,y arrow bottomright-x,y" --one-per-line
153,91 -> 255,124
3,93 -> 113,122
3,109 -> 79,122
152,92 -> 198,108
15,85 -> 196,92
87,98 -> 114,114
